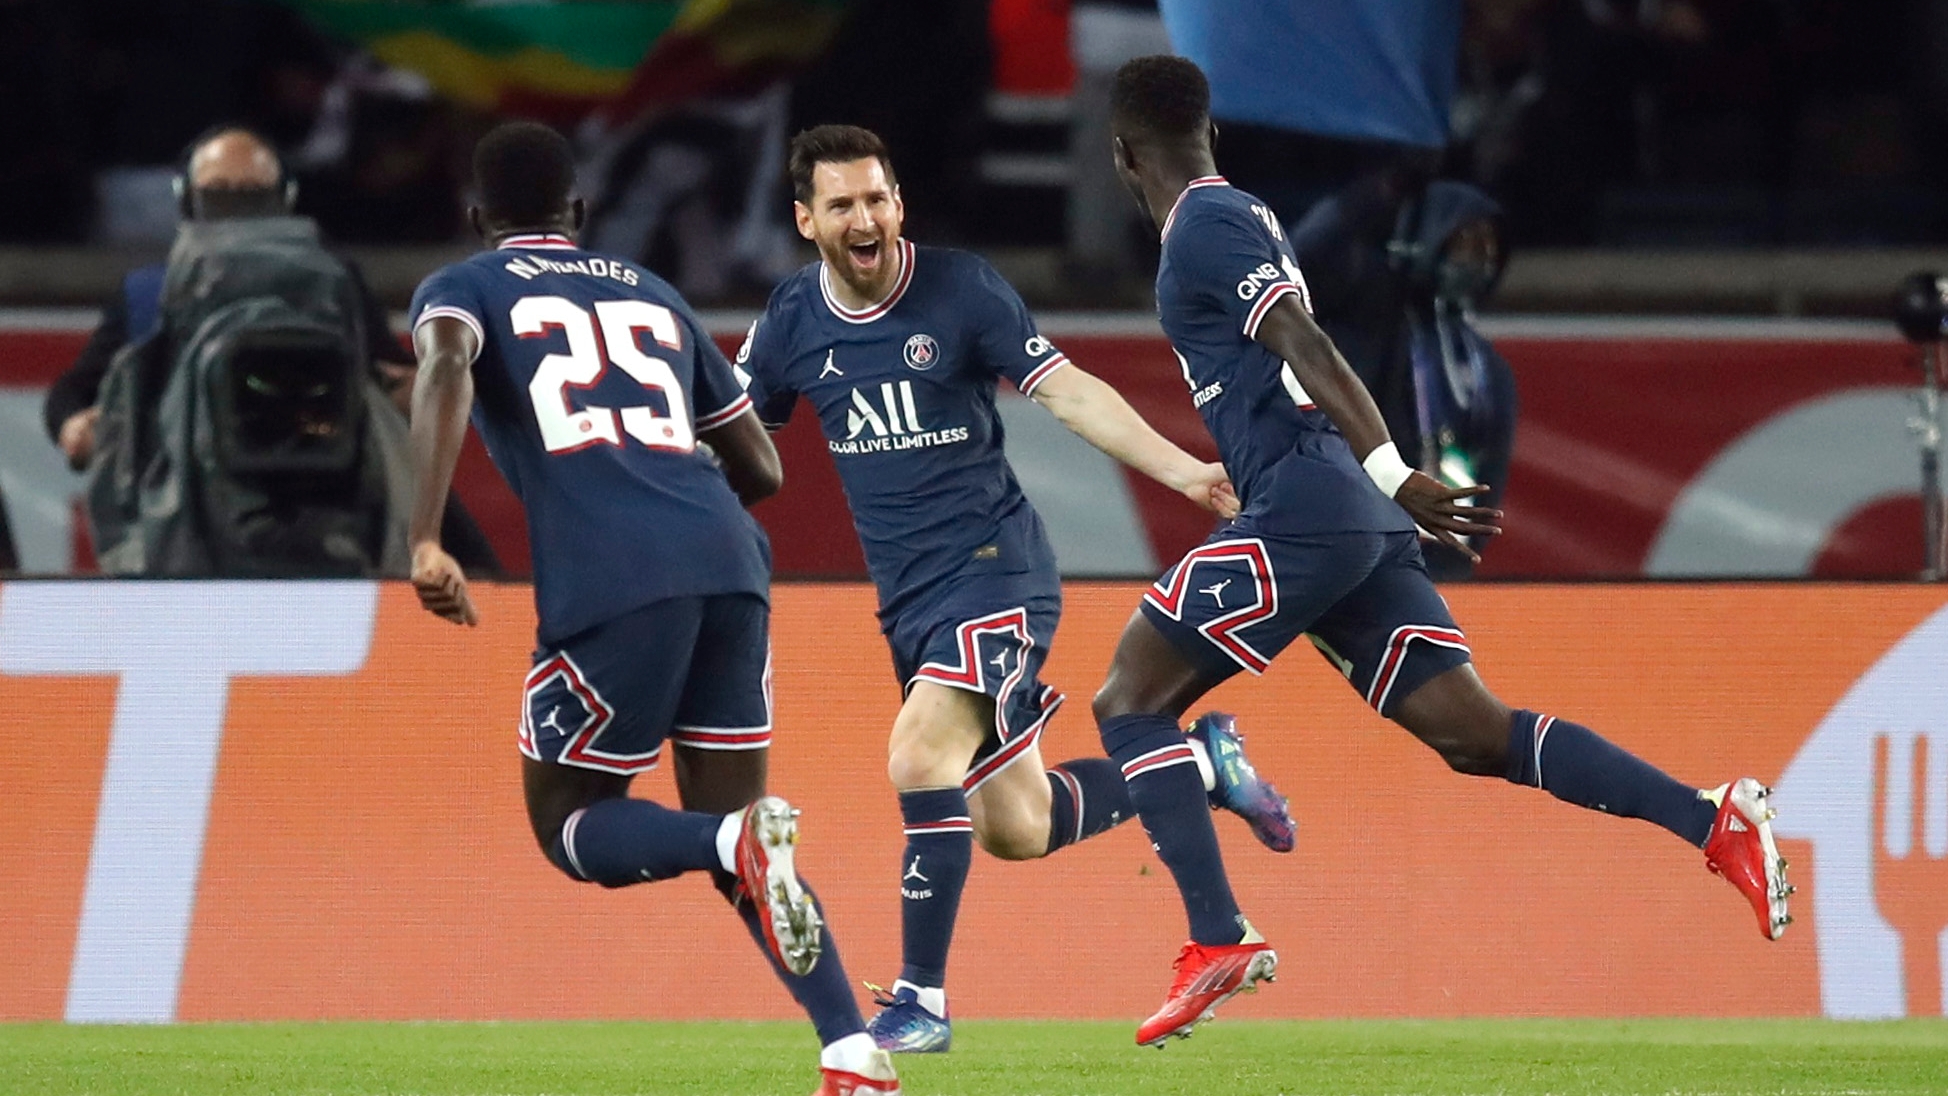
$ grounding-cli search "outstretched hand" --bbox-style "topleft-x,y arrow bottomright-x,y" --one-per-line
1182,461 -> 1242,520
1393,471 -> 1503,562
411,541 -> 479,626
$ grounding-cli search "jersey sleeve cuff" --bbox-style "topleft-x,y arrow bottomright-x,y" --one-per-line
694,393 -> 754,432
1017,353 -> 1069,397
413,305 -> 485,364
1242,283 -> 1302,340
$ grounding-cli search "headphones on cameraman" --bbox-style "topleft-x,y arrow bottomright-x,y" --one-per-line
1383,191 -> 1437,288
171,123 -> 298,218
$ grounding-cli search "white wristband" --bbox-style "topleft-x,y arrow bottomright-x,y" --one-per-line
1362,441 -> 1414,498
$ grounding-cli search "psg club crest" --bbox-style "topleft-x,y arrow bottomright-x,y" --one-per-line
903,333 -> 940,371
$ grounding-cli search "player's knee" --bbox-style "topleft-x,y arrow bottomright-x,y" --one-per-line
887,737 -> 960,791
1089,686 -> 1120,725
541,828 -> 602,885
1420,726 -> 1506,777
536,806 -> 654,888
1090,680 -> 1139,726
975,812 -> 1048,861
1396,669 -> 1512,778
1092,665 -> 1182,726
977,828 -> 1046,861
1442,743 -> 1505,777
887,705 -> 980,789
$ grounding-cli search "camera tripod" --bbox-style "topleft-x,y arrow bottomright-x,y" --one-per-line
1894,272 -> 1948,581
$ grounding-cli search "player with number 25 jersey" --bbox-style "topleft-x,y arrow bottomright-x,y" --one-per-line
410,231 -> 763,647
405,122 -> 899,1096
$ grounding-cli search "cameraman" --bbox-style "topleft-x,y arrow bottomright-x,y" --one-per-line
48,127 -> 496,574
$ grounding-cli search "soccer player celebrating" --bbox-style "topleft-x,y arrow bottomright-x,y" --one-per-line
1094,56 -> 1794,1047
736,124 -> 1297,1053
406,122 -> 899,1096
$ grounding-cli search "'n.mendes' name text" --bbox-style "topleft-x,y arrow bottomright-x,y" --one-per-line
505,255 -> 640,285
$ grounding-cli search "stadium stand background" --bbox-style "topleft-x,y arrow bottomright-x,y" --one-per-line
4,0 -> 1945,579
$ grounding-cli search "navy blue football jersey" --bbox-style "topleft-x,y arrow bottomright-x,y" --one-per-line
410,232 -> 769,644
1156,178 -> 1413,536
736,241 -> 1062,620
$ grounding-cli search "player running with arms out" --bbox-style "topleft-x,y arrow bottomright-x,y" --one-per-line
406,122 -> 899,1096
1094,57 -> 1795,1047
736,124 -> 1297,1054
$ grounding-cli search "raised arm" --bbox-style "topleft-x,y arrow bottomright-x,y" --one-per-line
1029,362 -> 1238,519
1253,296 -> 1501,559
407,315 -> 480,625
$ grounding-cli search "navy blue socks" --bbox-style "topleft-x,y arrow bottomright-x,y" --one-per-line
1100,713 -> 1246,945
548,797 -> 866,1047
896,787 -> 974,988
1504,709 -> 1717,847
1044,758 -> 1135,854
548,797 -> 721,886
713,871 -> 866,1046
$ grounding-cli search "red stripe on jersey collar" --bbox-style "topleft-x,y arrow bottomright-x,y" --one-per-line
819,238 -> 915,324
1159,176 -> 1230,243
497,233 -> 579,251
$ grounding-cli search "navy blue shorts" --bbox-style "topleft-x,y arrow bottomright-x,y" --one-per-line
887,572 -> 1064,793
1141,528 -> 1471,718
519,593 -> 772,776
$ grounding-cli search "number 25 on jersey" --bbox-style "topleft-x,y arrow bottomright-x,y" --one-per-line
513,295 -> 695,454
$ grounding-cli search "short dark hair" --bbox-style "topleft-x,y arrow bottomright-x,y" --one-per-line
788,124 -> 896,205
474,121 -> 576,227
1111,55 -> 1211,143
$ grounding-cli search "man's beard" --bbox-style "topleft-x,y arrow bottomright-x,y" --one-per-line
825,232 -> 895,296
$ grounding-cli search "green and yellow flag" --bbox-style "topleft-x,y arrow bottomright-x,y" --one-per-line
282,0 -> 850,120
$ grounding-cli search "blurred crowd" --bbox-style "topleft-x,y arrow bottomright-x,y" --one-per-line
1457,0 -> 1948,246
1,0 -> 1944,579
1,0 -> 458,247
1,1 -> 1945,282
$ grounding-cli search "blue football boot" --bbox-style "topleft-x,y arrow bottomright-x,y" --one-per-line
865,982 -> 951,1053
1189,711 -> 1296,853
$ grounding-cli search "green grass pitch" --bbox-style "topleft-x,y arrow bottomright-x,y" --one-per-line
7,1018 -> 1945,1095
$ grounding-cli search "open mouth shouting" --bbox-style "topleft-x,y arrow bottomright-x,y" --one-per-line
846,237 -> 885,273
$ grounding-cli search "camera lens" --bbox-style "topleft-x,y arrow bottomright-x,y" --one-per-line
1894,271 -> 1948,344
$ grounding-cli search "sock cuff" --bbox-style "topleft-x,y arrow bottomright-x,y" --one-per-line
899,786 -> 971,832
1506,708 -> 1549,785
1099,712 -> 1183,758
552,807 -> 592,881
1045,767 -> 1084,853
1047,765 -> 1085,807
1120,741 -> 1201,782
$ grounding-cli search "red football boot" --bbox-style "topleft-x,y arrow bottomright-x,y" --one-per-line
734,795 -> 823,975
1703,778 -> 1794,941
1135,938 -> 1278,1047
813,1047 -> 901,1095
